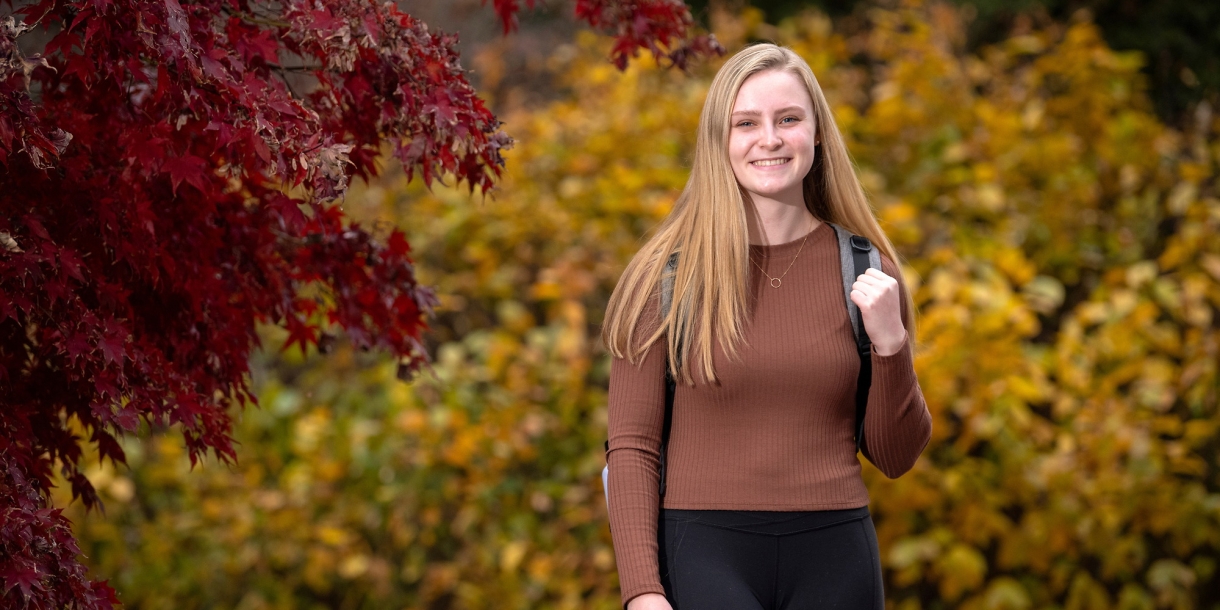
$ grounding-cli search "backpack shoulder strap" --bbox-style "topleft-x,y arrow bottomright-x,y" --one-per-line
829,223 -> 881,453
830,223 -> 882,338
658,252 -> 679,497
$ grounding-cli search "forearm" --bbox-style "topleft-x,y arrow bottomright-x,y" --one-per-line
861,334 -> 932,478
607,447 -> 666,604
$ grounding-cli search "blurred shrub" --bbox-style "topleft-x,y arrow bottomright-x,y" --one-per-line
61,2 -> 1219,609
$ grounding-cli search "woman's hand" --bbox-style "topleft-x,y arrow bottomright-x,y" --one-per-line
627,593 -> 673,610
850,268 -> 906,356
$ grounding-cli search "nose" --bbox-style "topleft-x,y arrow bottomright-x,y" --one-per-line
760,122 -> 782,149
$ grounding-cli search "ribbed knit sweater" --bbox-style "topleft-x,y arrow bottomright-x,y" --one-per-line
605,222 -> 933,606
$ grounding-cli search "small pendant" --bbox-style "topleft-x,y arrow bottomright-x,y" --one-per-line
770,278 -> 782,288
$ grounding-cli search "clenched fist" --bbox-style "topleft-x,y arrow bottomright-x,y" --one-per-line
849,268 -> 907,356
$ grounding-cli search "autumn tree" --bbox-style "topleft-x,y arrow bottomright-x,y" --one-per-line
0,0 -> 718,607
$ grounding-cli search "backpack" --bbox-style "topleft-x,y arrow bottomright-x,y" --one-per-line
602,223 -> 881,510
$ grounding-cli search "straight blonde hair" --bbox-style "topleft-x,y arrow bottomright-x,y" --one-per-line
602,42 -> 915,385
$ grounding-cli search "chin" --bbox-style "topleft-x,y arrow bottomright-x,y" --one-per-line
745,184 -> 803,199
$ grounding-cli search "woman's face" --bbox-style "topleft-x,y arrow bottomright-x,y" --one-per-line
727,69 -> 818,206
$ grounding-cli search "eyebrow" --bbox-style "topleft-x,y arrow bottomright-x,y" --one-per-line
731,106 -> 809,117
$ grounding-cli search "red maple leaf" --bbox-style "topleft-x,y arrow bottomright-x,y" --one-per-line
1,566 -> 46,600
161,154 -> 210,195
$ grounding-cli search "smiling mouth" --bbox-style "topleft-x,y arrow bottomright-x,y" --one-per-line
750,158 -> 791,167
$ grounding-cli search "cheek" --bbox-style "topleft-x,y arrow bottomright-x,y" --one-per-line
799,130 -> 817,162
796,127 -> 816,147
727,135 -> 747,163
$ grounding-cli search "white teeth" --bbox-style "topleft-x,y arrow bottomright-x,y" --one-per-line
751,158 -> 789,166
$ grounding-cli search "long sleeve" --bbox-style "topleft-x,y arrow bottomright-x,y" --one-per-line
860,255 -> 933,478
606,298 -> 668,607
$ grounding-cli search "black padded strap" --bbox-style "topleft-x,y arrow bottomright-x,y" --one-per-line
849,235 -> 874,452
658,252 -> 679,497
659,372 -> 675,497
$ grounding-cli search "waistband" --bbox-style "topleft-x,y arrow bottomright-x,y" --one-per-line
660,505 -> 870,536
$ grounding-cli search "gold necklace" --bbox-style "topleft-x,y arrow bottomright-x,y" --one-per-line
751,222 -> 814,288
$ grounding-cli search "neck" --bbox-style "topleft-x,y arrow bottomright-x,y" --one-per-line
745,190 -> 817,245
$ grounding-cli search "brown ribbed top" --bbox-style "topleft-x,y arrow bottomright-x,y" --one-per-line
605,222 -> 932,606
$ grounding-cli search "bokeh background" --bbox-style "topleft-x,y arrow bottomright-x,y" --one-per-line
56,1 -> 1220,608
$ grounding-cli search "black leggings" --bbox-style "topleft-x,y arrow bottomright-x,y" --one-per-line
657,506 -> 883,610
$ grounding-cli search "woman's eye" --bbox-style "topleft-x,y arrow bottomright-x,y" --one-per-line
781,116 -> 799,124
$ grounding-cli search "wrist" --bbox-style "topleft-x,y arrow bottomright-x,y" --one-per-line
627,592 -> 669,610
872,330 -> 907,357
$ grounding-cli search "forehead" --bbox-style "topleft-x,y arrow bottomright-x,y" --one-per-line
731,69 -> 813,113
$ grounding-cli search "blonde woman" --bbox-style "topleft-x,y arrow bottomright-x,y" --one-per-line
601,43 -> 933,610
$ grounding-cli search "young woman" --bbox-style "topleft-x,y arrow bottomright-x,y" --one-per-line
601,43 -> 933,610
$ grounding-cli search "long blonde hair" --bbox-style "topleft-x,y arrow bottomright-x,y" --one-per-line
602,42 -> 915,385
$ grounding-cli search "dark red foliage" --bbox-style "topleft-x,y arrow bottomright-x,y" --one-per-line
486,0 -> 723,69
0,0 -> 716,607
574,0 -> 725,69
1,461 -> 119,609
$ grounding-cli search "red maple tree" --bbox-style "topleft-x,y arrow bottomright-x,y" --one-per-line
0,0 -> 718,606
